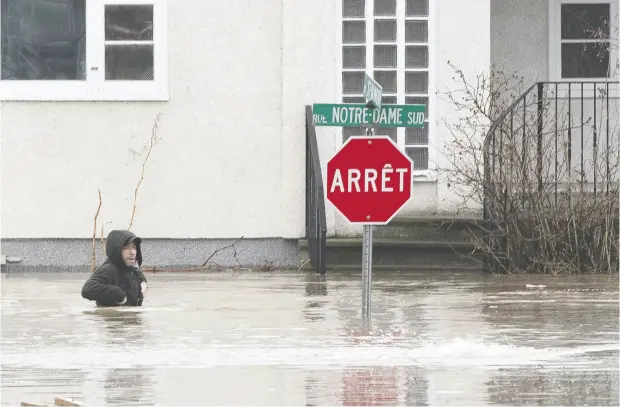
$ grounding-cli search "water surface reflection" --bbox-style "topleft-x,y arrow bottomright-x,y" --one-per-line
1,271 -> 618,406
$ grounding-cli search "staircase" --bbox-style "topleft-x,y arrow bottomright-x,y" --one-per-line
299,215 -> 484,272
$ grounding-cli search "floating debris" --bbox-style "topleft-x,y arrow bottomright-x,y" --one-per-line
21,396 -> 85,407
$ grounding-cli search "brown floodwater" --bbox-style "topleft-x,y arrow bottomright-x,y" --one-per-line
1,270 -> 618,406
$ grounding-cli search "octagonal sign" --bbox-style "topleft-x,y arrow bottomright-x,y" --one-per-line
326,136 -> 414,225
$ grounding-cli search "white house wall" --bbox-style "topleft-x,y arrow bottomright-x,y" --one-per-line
282,0 -> 340,239
491,0 -> 548,84
0,0 -> 340,269
3,0 -> 283,239
434,0 -> 491,215
1,0 -> 496,266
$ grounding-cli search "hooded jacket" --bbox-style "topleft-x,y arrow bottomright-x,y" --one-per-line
81,230 -> 147,307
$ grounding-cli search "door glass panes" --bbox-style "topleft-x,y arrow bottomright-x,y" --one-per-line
374,45 -> 397,68
405,147 -> 429,170
341,0 -> 432,171
343,47 -> 366,69
406,0 -> 428,17
374,0 -> 396,16
406,46 -> 428,68
405,72 -> 428,93
342,71 -> 365,93
374,20 -> 397,42
343,0 -> 364,18
343,21 -> 366,43
374,70 -> 397,93
405,21 -> 428,42
405,124 -> 428,145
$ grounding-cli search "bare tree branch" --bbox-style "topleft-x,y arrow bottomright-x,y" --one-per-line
140,237 -> 245,272
437,62 -> 619,274
128,113 -> 162,231
201,237 -> 244,267
92,189 -> 102,272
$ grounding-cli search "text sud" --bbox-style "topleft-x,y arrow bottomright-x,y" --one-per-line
330,165 -> 409,193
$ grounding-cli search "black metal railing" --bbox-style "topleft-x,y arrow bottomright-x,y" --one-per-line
305,105 -> 327,274
483,81 -> 619,273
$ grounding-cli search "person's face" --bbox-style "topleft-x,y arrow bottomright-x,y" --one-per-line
121,242 -> 137,267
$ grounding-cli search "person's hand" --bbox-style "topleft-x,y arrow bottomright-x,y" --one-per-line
116,296 -> 127,305
140,282 -> 148,295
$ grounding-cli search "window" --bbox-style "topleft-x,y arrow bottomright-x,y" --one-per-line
341,0 -> 433,173
549,0 -> 619,81
0,0 -> 168,101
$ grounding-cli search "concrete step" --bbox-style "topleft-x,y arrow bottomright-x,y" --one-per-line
373,215 -> 484,242
299,238 -> 483,271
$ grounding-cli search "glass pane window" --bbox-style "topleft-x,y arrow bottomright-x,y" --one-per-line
561,43 -> 610,78
559,2 -> 613,79
0,0 -> 167,101
1,0 -> 86,80
561,3 -> 610,39
104,4 -> 154,81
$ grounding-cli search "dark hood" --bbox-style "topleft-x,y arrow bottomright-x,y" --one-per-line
105,229 -> 143,268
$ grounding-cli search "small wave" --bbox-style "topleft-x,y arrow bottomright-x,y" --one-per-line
2,338 -> 617,369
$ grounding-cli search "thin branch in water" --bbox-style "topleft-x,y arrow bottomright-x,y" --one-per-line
296,259 -> 310,272
138,238 -> 246,273
201,237 -> 244,267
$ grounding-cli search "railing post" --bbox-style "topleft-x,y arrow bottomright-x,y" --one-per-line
484,81 -> 617,274
305,110 -> 311,240
483,151 -> 491,274
536,82 -> 544,193
304,105 -> 327,275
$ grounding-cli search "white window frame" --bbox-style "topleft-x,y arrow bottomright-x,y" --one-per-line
548,0 -> 620,98
0,0 -> 168,101
339,0 -> 437,181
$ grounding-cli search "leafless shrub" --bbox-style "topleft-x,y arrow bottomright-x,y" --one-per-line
438,62 -> 619,274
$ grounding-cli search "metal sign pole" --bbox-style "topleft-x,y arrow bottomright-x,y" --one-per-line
315,72 -> 420,326
361,122 -> 374,325
361,221 -> 373,323
361,72 -> 381,326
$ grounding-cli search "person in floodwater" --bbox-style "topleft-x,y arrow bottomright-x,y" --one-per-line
82,229 -> 148,307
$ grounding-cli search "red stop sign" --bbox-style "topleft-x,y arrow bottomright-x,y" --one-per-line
326,136 -> 413,224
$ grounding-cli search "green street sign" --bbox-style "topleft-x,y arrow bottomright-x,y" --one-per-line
312,104 -> 425,128
363,73 -> 383,109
